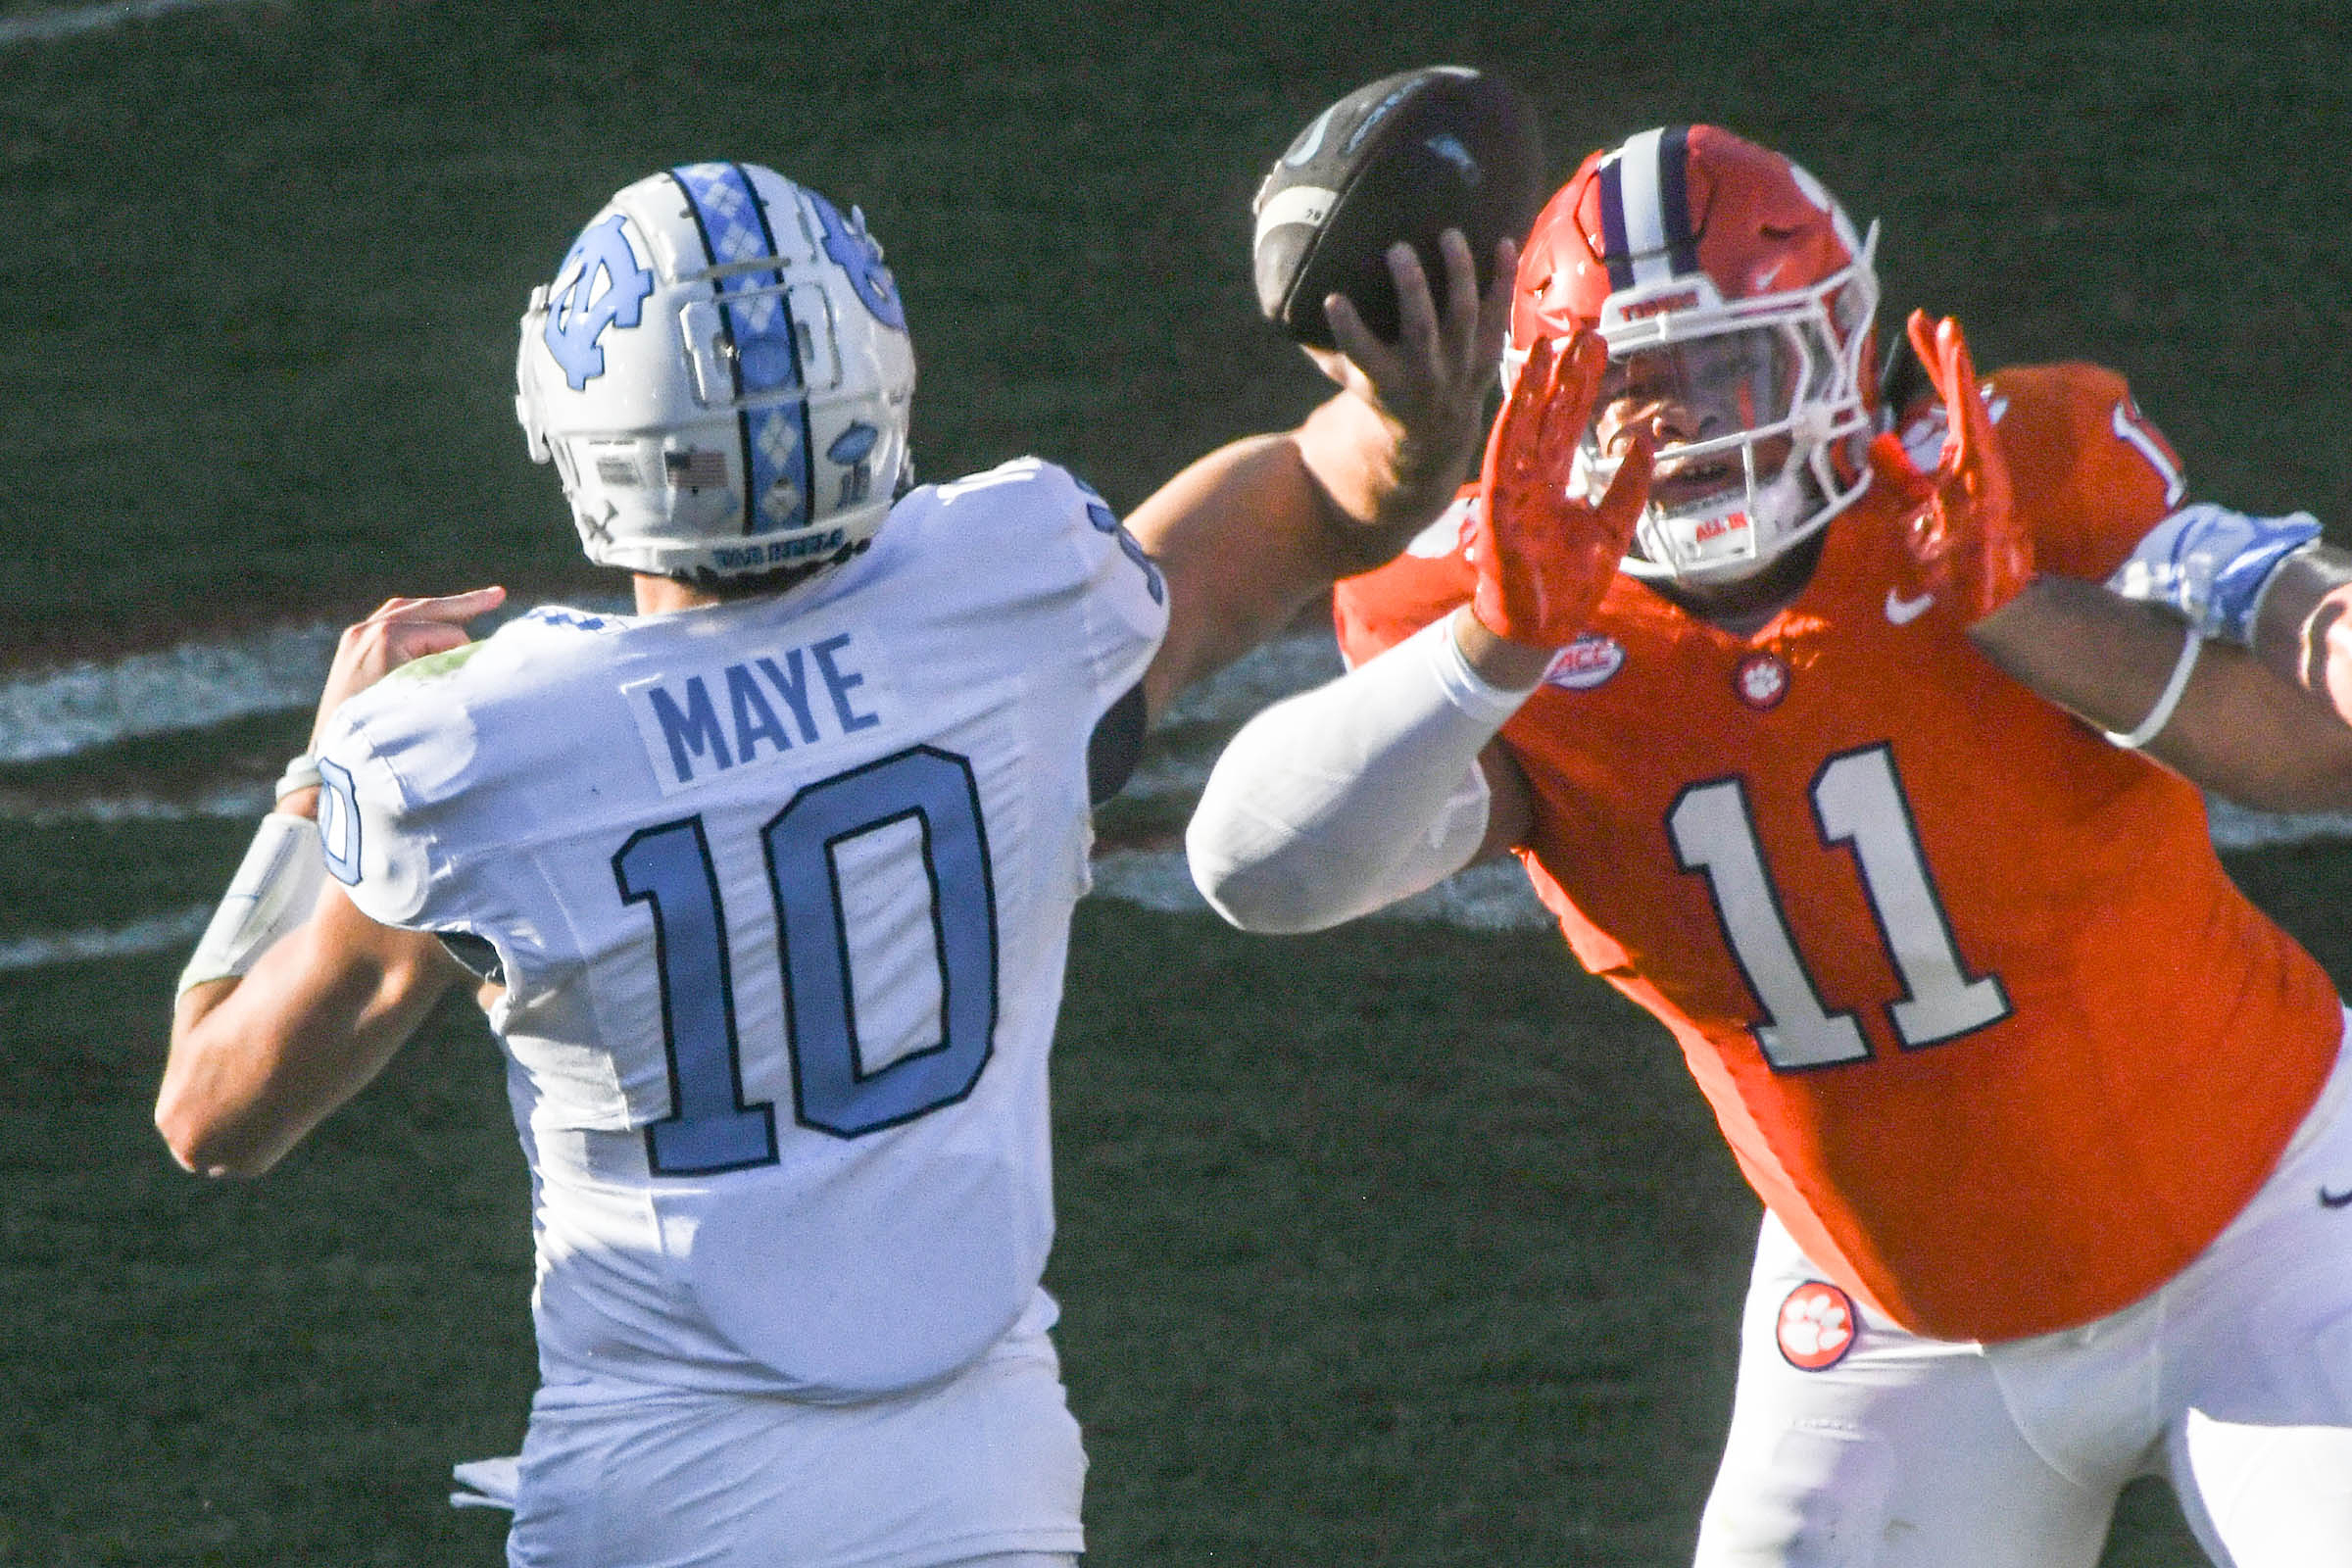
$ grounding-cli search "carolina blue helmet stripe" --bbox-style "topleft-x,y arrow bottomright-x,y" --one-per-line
668,162 -> 814,539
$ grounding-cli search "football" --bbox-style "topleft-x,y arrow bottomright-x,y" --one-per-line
1250,66 -> 1544,351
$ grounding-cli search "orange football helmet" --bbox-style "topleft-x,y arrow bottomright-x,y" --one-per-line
1510,125 -> 1881,584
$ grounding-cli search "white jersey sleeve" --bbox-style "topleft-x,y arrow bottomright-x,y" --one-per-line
310,459 -> 1167,1410
312,642 -> 487,934
929,457 -> 1166,717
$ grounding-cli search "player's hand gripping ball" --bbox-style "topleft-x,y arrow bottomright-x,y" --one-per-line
1867,311 -> 2032,621
1468,332 -> 1653,649
1251,66 -> 1544,350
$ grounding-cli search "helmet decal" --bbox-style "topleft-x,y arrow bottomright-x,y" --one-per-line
670,162 -> 813,538
827,422 -> 880,513
807,189 -> 906,331
543,216 -> 655,391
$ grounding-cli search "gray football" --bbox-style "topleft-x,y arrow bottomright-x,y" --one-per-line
1251,67 -> 1544,350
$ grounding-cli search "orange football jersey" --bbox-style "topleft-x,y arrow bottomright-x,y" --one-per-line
1334,364 -> 2342,1343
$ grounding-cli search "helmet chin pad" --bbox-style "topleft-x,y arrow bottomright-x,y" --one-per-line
1627,463 -> 1814,582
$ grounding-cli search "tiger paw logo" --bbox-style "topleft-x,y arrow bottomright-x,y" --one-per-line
544,216 -> 654,390
1776,1281 -> 1857,1371
1734,651 -> 1789,710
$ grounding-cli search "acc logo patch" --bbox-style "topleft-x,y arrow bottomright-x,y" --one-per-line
543,216 -> 655,391
1776,1281 -> 1858,1371
1544,634 -> 1625,690
1734,651 -> 1788,710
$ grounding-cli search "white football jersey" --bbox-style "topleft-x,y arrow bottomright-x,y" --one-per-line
316,459 -> 1166,1401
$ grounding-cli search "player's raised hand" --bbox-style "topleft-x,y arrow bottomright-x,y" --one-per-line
1870,310 -> 2031,621
1317,227 -> 1517,511
1467,331 -> 1652,649
310,587 -> 507,748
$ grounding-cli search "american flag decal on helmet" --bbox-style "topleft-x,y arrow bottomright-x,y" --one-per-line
1596,124 -> 1699,291
668,161 -> 814,539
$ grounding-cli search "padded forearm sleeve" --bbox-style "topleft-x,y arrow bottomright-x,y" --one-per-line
1186,612 -> 1539,933
177,812 -> 325,995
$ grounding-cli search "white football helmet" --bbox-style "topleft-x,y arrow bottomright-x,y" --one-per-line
1511,125 -> 1881,585
515,162 -> 916,584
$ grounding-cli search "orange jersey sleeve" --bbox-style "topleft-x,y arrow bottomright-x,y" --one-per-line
1908,361 -> 2189,581
1334,366 -> 2339,1344
1334,490 -> 1478,666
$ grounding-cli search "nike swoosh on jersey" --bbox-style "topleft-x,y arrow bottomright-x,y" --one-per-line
1885,588 -> 1936,625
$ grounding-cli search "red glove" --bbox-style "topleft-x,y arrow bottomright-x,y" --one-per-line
1868,310 -> 2032,621
1468,331 -> 1653,648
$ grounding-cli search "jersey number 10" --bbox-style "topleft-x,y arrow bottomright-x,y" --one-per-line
612,745 -> 999,1175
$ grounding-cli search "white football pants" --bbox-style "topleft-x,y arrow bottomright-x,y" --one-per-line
1694,1014 -> 2352,1567
504,1314 -> 1086,1568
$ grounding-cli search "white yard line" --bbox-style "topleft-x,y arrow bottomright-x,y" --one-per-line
0,783 -> 270,825
1090,851 -> 1551,930
0,0 -> 266,46
0,623 -> 336,764
0,905 -> 210,972
2207,797 -> 2352,852
8,622 -> 2352,971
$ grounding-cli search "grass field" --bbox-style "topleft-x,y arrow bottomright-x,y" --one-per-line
7,0 -> 2351,1561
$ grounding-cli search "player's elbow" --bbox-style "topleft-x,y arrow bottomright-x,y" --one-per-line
154,1093 -> 280,1180
1185,808 -> 1389,935
1189,844 -> 1349,935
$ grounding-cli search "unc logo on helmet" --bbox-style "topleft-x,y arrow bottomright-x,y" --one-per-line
806,189 -> 906,331
542,216 -> 656,391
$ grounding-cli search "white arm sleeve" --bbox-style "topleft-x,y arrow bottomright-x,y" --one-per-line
1186,610 -> 1541,933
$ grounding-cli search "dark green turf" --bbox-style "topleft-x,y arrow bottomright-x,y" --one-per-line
0,901 -> 2220,1564
0,710 -> 313,801
0,818 -> 253,941
0,955 -> 530,1565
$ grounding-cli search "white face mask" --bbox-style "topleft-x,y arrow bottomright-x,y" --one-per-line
1544,222 -> 1882,586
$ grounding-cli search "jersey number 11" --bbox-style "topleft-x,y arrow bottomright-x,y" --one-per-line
1669,742 -> 2011,1071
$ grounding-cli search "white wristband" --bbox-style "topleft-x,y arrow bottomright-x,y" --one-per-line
2104,623 -> 2202,751
177,812 -> 326,995
274,753 -> 322,802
